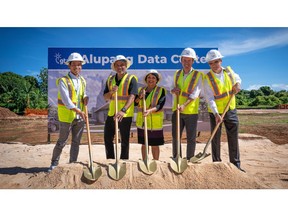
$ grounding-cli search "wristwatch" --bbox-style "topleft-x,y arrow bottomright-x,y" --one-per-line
121,107 -> 127,113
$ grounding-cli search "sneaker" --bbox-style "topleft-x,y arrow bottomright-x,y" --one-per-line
47,165 -> 57,172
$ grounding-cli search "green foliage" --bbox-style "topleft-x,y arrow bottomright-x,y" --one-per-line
236,87 -> 288,108
0,69 -> 48,114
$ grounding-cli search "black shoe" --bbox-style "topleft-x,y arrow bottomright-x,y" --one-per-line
233,163 -> 246,173
237,167 -> 246,173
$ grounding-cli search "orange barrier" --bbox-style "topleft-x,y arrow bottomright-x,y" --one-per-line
24,108 -> 48,116
278,104 -> 288,109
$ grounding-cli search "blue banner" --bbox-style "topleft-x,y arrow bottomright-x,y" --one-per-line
48,48 -> 215,70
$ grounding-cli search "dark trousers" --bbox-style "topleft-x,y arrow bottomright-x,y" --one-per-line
209,109 -> 241,167
104,116 -> 132,159
172,112 -> 198,159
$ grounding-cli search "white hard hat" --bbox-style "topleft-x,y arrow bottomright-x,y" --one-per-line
205,49 -> 224,62
180,48 -> 197,60
111,55 -> 132,71
65,52 -> 86,65
144,69 -> 162,84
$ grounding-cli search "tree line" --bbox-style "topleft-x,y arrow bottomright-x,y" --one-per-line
0,68 -> 48,114
236,86 -> 288,108
0,69 -> 287,114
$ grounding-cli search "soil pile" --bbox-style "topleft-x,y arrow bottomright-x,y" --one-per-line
0,107 -> 18,118
3,162 -> 266,189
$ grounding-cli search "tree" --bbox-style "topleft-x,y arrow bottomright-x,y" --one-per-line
24,75 -> 39,89
249,89 -> 264,98
259,86 -> 274,96
37,67 -> 48,94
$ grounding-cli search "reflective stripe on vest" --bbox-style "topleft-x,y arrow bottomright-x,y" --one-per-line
136,86 -> 164,130
206,67 -> 236,113
57,75 -> 86,123
207,68 -> 235,101
107,73 -> 137,117
173,69 -> 201,114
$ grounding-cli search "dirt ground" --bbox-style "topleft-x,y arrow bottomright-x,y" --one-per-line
0,107 -> 288,190
1,108 -> 288,216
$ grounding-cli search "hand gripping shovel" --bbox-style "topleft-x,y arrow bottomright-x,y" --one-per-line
83,105 -> 102,182
190,94 -> 235,163
138,90 -> 157,175
169,96 -> 188,174
108,91 -> 126,181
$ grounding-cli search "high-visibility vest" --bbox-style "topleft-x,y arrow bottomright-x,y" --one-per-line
136,86 -> 165,130
57,74 -> 86,123
107,73 -> 138,117
205,66 -> 236,114
172,69 -> 202,114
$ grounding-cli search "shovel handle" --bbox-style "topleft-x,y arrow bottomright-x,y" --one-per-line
142,89 -> 149,160
176,95 -> 181,157
203,93 -> 235,153
114,90 -> 119,163
84,105 -> 94,167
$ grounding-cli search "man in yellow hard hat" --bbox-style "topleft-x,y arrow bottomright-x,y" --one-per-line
48,52 -> 88,172
204,49 -> 245,172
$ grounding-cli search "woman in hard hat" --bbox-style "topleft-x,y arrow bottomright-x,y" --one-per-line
203,49 -> 245,172
48,52 -> 88,172
103,55 -> 138,160
135,69 -> 166,160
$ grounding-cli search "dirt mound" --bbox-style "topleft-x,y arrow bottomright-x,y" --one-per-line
23,162 -> 265,189
0,107 -> 18,118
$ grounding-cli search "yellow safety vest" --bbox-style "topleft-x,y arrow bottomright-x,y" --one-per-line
107,73 -> 138,117
172,69 -> 202,114
57,74 -> 86,123
136,86 -> 165,130
205,66 -> 236,114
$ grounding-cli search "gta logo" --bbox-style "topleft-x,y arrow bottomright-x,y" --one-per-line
54,53 -> 67,65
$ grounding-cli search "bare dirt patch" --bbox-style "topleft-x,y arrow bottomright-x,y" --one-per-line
0,108 -> 288,189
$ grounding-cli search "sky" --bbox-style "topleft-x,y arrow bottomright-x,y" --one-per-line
1,1 -> 287,215
1,27 -> 287,91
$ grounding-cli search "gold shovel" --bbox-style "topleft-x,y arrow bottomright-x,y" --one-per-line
108,90 -> 126,180
138,89 -> 157,175
82,105 -> 102,182
169,95 -> 188,174
190,94 -> 235,163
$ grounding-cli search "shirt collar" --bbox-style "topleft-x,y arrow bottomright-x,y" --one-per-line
69,72 -> 80,79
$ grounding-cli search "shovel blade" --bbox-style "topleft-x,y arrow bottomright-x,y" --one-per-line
138,159 -> 157,175
83,165 -> 102,182
190,152 -> 211,163
108,163 -> 126,181
169,157 -> 188,174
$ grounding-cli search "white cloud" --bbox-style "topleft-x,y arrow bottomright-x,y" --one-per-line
196,29 -> 288,57
247,84 -> 288,91
271,84 -> 288,91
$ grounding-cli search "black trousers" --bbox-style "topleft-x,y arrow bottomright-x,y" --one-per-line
172,112 -> 198,159
209,109 -> 241,167
104,116 -> 132,159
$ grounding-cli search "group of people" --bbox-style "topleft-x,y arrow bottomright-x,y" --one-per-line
48,47 -> 245,173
